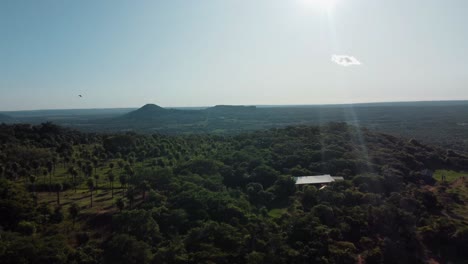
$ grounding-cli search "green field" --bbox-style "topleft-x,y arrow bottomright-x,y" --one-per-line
434,170 -> 467,182
268,208 -> 287,218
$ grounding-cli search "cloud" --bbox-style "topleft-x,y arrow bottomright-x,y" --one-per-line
331,55 -> 361,67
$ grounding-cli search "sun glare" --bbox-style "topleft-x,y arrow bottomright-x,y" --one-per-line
300,0 -> 337,12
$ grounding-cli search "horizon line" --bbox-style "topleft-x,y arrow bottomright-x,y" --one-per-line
2,99 -> 468,112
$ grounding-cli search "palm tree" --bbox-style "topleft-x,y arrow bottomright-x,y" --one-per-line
31,160 -> 39,178
87,178 -> 95,208
86,163 -> 93,178
126,186 -> 135,209
92,158 -> 99,176
139,180 -> 150,200
116,198 -> 124,212
68,203 -> 80,227
54,183 -> 63,205
46,161 -> 54,186
29,175 -> 37,196
68,167 -> 78,193
77,160 -> 83,175
119,174 -> 127,197
94,174 -> 100,194
42,169 -> 49,190
108,171 -> 115,198
117,159 -> 125,173
52,156 -> 58,175
11,162 -> 19,181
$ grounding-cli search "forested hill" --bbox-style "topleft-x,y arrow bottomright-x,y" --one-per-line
97,102 -> 468,153
0,122 -> 467,263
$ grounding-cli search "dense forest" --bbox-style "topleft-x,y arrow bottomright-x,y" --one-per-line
0,122 -> 467,263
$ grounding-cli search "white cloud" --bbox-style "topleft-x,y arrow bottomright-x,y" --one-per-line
331,55 -> 361,67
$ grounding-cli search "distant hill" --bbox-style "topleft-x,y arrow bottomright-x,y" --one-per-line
115,104 -> 206,127
0,113 -> 13,123
123,104 -> 172,120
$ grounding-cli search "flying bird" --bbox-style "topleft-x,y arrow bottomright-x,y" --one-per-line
78,95 -> 83,98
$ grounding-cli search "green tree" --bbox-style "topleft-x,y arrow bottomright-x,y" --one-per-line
68,202 -> 80,227
138,180 -> 150,200
17,220 -> 36,236
87,178 -> 95,208
108,171 -> 115,198
116,198 -> 125,212
68,166 -> 78,193
126,187 -> 135,208
119,174 -> 127,197
29,175 -> 37,196
94,173 -> 100,194
92,157 -> 99,175
103,234 -> 152,264
46,160 -> 54,186
54,183 -> 63,205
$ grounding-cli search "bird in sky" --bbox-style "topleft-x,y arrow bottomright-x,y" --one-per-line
78,95 -> 83,98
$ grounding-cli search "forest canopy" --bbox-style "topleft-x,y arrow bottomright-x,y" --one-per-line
0,122 -> 467,263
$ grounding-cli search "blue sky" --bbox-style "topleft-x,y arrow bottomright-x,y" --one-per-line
1,0 -> 467,110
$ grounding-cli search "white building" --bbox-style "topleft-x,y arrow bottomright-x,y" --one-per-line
294,175 -> 343,185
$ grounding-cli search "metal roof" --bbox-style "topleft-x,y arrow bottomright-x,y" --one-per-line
295,175 -> 335,185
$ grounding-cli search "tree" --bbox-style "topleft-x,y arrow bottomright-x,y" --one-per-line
117,159 -> 125,173
116,198 -> 125,212
68,203 -> 80,227
108,171 -> 115,198
112,209 -> 160,243
42,169 -> 48,186
119,174 -> 127,197
251,165 -> 279,188
85,164 -> 93,178
46,161 -> 54,186
87,178 -> 95,208
31,160 -> 40,178
138,180 -> 150,200
17,220 -> 36,236
103,234 -> 152,264
68,166 -> 78,193
54,183 -> 63,205
126,187 -> 135,208
124,165 -> 135,181
94,173 -> 100,194
29,175 -> 37,196
92,158 -> 99,175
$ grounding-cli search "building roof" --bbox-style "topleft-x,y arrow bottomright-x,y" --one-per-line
295,175 -> 336,185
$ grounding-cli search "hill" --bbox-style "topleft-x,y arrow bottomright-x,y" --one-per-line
122,104 -> 172,120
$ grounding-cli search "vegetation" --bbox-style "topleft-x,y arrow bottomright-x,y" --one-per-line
3,101 -> 468,153
0,122 -> 467,263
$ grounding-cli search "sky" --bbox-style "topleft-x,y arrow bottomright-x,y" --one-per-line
1,0 -> 468,111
